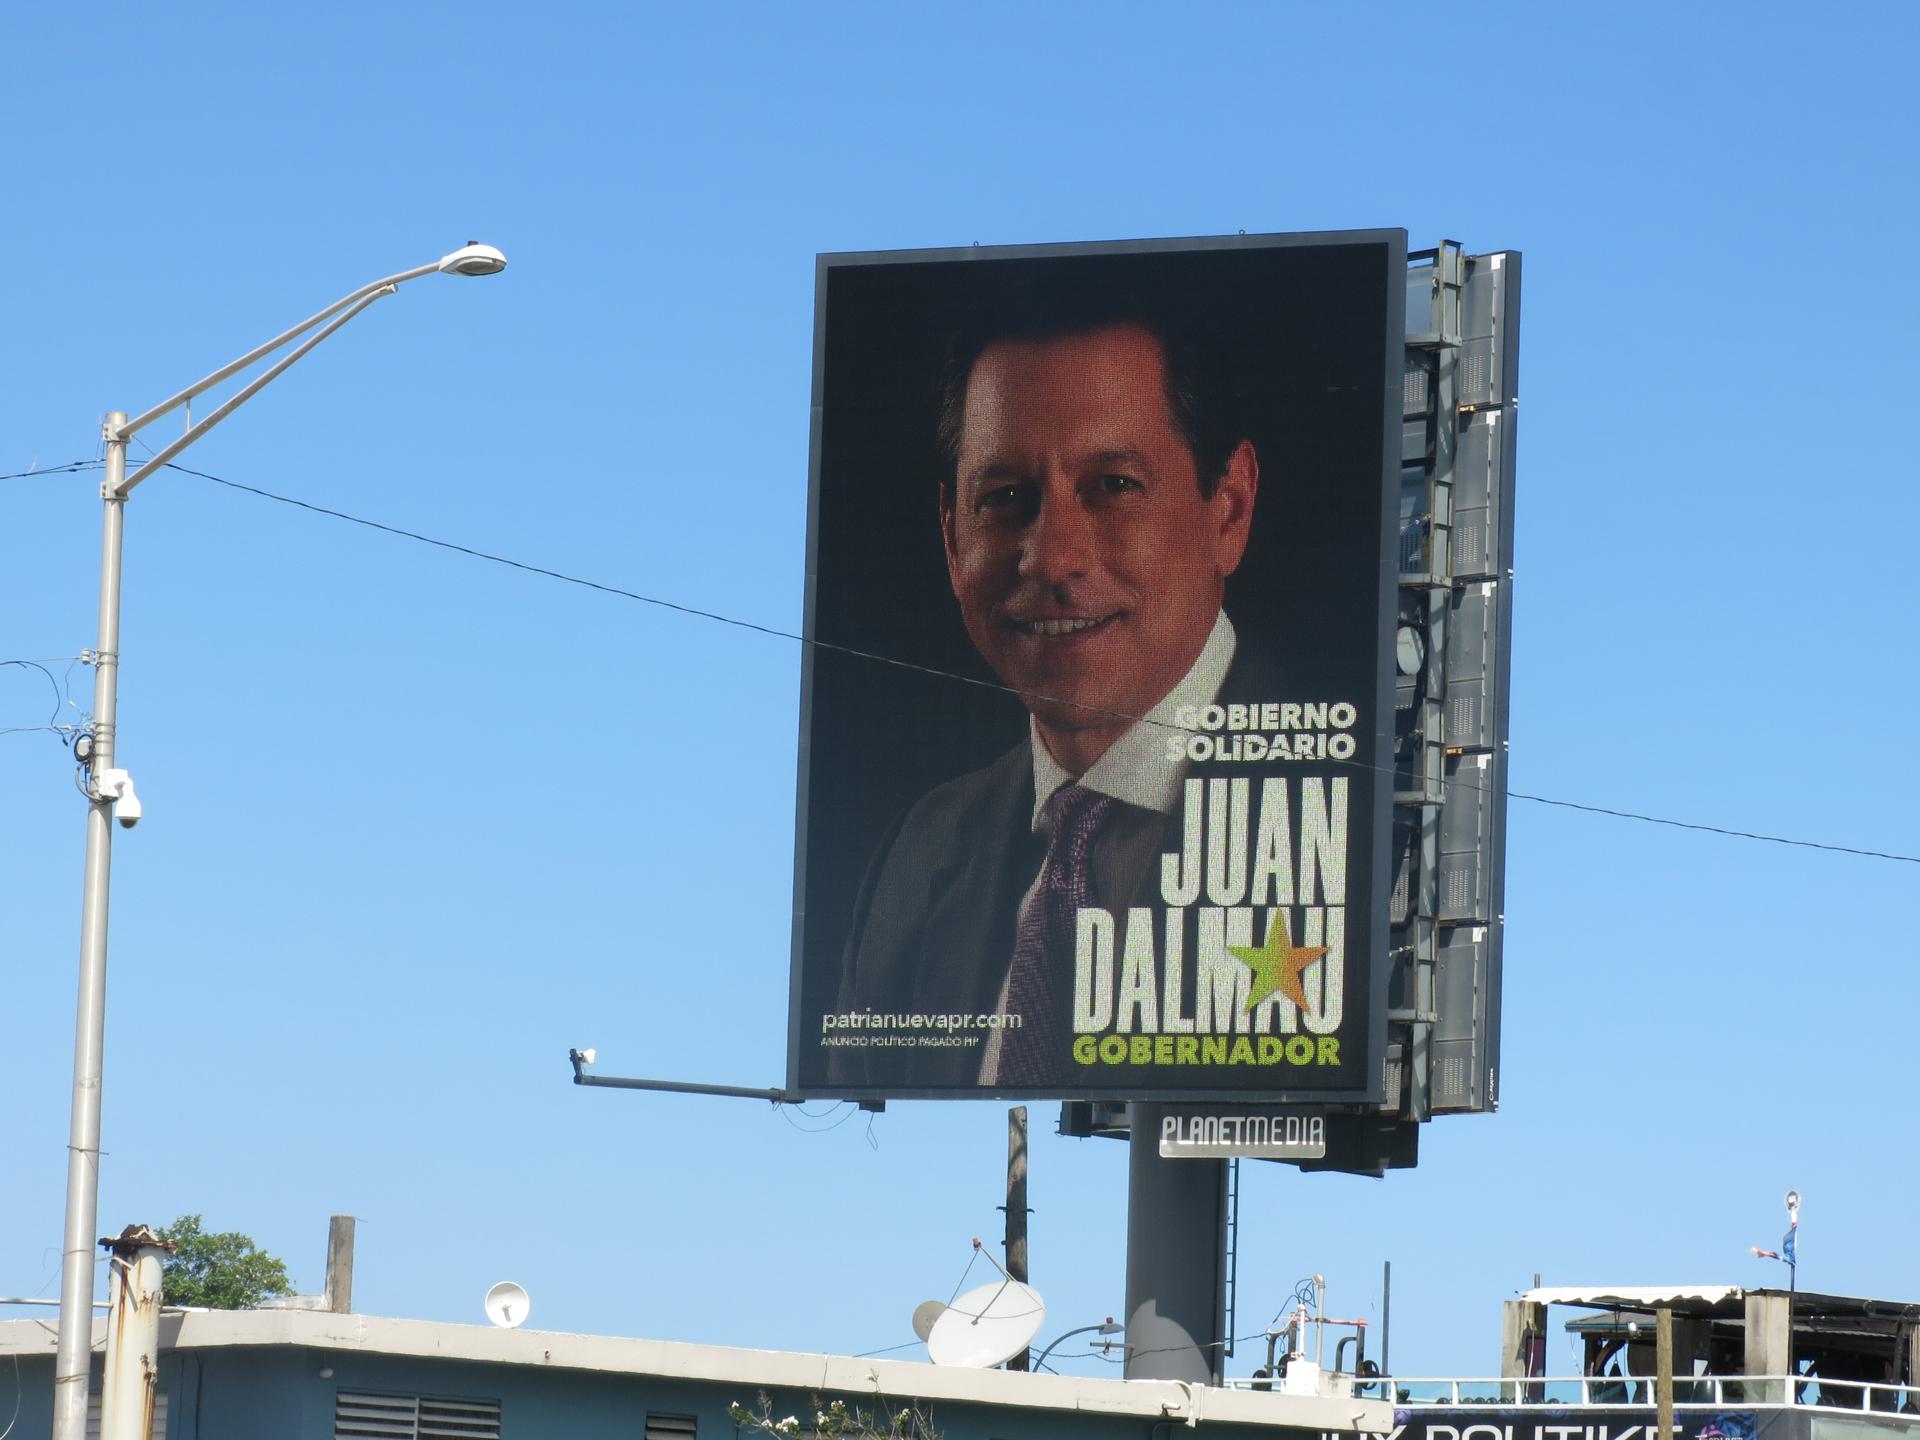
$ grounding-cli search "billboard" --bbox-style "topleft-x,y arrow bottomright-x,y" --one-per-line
789,231 -> 1407,1101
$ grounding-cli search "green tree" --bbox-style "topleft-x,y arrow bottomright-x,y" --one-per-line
154,1215 -> 296,1309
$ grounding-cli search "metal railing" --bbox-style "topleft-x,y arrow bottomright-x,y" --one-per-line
1375,1375 -> 1920,1413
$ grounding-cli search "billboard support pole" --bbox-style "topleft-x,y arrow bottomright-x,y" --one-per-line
1123,1104 -> 1227,1384
568,1051 -> 805,1105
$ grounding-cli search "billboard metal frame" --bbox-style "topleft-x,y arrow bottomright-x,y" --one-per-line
787,228 -> 1407,1105
1389,241 -> 1520,1121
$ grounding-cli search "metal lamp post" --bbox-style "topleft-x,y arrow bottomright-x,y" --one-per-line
51,242 -> 507,1440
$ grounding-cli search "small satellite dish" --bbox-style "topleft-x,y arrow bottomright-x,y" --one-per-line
927,1280 -> 1045,1368
911,1300 -> 947,1342
484,1281 -> 530,1329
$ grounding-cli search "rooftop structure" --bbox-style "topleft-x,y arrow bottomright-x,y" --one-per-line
0,1305 -> 1391,1439
1366,1282 -> 1920,1440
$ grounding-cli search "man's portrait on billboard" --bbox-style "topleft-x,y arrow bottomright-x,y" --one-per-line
791,234 -> 1402,1099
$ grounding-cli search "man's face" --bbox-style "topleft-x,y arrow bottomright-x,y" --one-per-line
941,323 -> 1258,773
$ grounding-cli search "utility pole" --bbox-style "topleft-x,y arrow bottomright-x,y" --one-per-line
51,417 -> 128,1437
1004,1106 -> 1030,1371
48,244 -> 506,1440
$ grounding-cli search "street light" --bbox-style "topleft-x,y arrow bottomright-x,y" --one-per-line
50,243 -> 506,1440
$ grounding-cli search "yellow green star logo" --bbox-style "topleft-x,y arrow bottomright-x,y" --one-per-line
1228,914 -> 1329,1014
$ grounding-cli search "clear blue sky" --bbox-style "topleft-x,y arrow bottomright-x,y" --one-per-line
4,1 -> 1915,1382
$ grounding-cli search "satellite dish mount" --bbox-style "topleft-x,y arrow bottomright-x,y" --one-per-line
925,1239 -> 1046,1369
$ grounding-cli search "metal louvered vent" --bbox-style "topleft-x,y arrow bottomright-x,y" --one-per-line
1454,520 -> 1483,573
1434,1054 -> 1469,1107
1459,347 -> 1490,402
646,1413 -> 699,1440
86,1392 -> 169,1440
337,1391 -> 418,1438
336,1391 -> 502,1440
1447,695 -> 1477,743
419,1397 -> 504,1439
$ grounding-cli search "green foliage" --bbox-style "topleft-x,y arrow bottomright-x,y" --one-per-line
154,1215 -> 296,1310
730,1392 -> 939,1440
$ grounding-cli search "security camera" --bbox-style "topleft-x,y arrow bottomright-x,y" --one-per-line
96,768 -> 142,829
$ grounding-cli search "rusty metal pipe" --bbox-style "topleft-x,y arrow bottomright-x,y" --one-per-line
99,1226 -> 170,1440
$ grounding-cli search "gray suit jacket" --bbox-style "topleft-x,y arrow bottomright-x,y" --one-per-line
828,639 -> 1282,1091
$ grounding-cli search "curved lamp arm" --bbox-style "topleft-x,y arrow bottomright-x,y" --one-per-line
108,242 -> 504,497
1033,1318 -> 1125,1373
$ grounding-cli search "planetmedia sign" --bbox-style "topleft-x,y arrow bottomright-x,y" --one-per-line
789,231 -> 1406,1102
1159,1109 -> 1326,1159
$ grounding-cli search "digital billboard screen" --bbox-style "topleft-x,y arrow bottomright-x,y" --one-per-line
789,230 -> 1405,1101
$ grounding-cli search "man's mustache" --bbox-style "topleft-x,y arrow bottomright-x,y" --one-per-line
995,584 -> 1126,623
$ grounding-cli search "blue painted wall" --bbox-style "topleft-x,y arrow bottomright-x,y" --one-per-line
1,1348 -> 1317,1440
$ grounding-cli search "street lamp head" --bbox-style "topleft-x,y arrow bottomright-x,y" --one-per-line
438,242 -> 507,277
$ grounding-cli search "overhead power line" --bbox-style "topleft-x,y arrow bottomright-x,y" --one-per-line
0,460 -> 99,481
1507,792 -> 1917,865
9,456 -> 1916,867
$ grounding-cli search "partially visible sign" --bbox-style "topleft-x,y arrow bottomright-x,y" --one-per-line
1158,1108 -> 1326,1159
1383,1410 -> 1759,1440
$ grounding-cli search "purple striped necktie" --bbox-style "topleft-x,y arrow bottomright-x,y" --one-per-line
997,783 -> 1113,1087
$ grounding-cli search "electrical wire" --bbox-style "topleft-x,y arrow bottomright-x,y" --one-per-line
11,456 -> 1918,867
187,461 -> 1920,863
1,659 -> 64,720
852,1340 -> 925,1358
0,1351 -> 17,1440
1508,791 -> 1917,865
0,659 -> 81,744
0,460 -> 97,481
794,1105 -> 856,1128
1089,1327 -> 1278,1365
1259,1276 -> 1325,1338
776,1102 -> 857,1135
163,460 -> 1174,736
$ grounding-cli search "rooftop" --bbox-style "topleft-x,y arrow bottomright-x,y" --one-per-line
0,1307 -> 1392,1432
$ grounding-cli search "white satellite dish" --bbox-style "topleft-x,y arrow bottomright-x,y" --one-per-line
927,1280 -> 1045,1368
911,1300 -> 947,1342
483,1281 -> 530,1329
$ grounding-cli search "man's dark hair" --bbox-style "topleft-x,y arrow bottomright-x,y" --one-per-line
934,288 -> 1246,499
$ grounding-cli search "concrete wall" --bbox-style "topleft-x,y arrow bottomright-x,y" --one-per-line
2,1348 -> 1339,1440
1746,1293 -> 1794,1403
